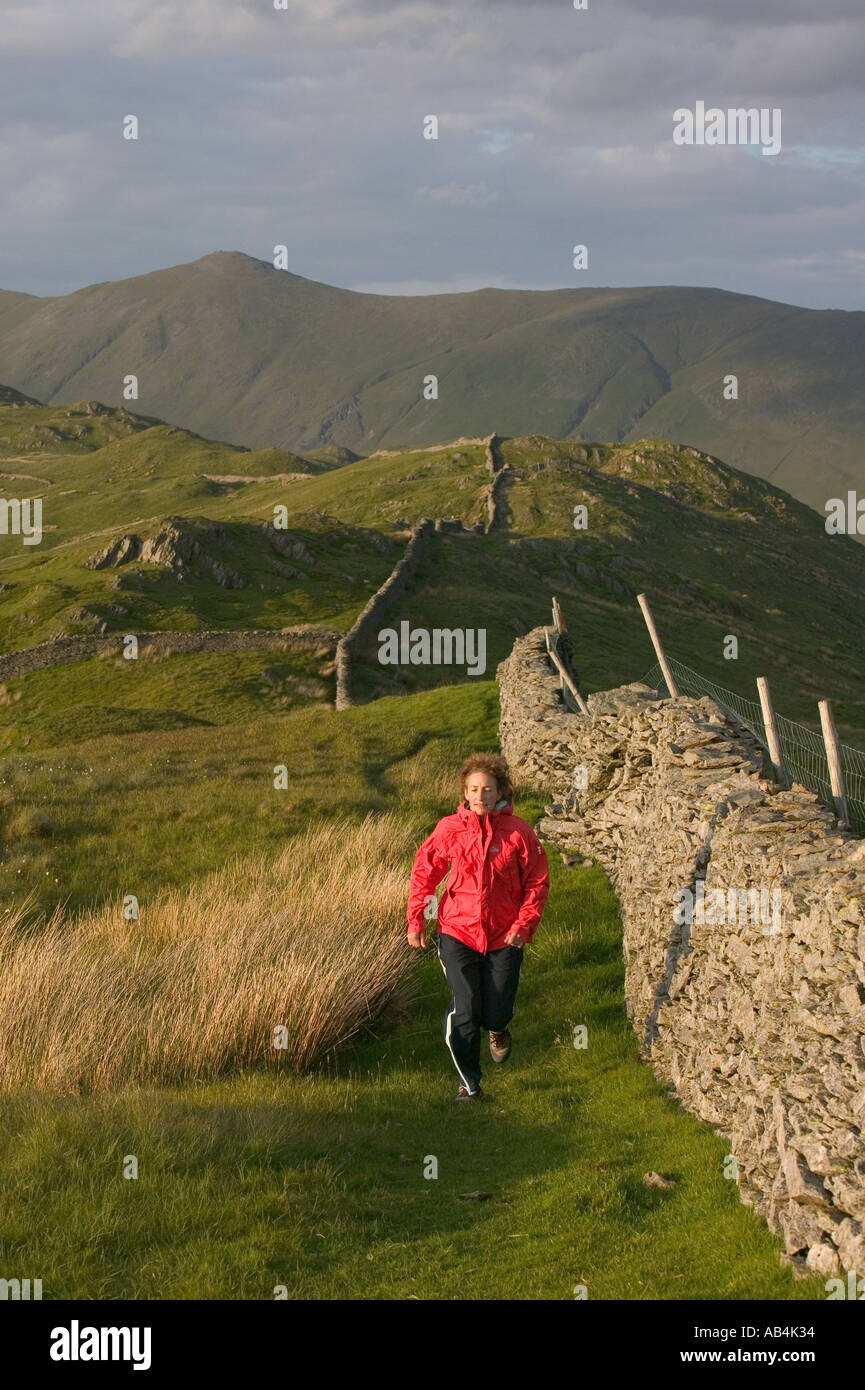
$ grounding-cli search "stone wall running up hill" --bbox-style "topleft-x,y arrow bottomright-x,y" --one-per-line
498,627 -> 865,1279
334,518 -> 435,709
482,431 -> 510,532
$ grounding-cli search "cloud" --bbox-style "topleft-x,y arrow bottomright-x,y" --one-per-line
415,182 -> 500,206
0,0 -> 452,57
0,0 -> 863,309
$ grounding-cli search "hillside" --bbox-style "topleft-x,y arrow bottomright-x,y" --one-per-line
0,393 -> 863,756
336,435 -> 865,743
0,405 -> 860,1305
0,253 -> 863,522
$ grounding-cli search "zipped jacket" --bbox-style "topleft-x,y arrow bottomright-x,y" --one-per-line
406,798 -> 550,952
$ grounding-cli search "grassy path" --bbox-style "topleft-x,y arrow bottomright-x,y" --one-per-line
0,817 -> 826,1301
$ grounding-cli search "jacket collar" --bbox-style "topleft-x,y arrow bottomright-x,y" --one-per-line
457,797 -> 513,824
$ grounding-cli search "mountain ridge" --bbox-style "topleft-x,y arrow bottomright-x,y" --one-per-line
7,250 -> 832,312
0,252 -> 862,524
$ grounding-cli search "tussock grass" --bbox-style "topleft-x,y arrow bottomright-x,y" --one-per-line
0,814 -> 419,1093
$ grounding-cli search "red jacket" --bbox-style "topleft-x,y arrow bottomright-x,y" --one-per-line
407,799 -> 550,952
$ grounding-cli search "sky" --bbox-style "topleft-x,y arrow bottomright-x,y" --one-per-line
1,0 -> 863,308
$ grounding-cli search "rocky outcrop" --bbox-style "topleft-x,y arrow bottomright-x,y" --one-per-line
88,510 -> 340,588
268,529 -> 313,565
66,603 -> 130,635
86,516 -> 327,594
87,534 -> 142,569
86,518 -> 246,589
499,627 -> 865,1279
334,519 -> 435,709
434,518 -> 478,535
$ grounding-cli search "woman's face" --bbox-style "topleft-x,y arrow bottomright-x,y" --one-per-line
464,772 -> 500,816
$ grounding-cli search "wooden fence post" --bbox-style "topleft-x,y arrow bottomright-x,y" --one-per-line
818,699 -> 850,828
544,624 -> 564,693
757,676 -> 789,788
547,646 -> 591,716
546,597 -> 590,715
637,593 -> 679,698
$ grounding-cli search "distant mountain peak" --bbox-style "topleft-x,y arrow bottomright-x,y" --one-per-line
194,250 -> 301,280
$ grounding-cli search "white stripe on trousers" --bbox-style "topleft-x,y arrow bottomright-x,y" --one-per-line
444,1003 -> 477,1093
438,941 -> 478,1095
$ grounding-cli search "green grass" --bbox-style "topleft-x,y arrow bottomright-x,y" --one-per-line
0,648 -> 335,752
351,527 -> 865,748
0,843 -> 826,1300
0,681 -> 499,915
0,510 -> 400,647
2,405 -> 864,750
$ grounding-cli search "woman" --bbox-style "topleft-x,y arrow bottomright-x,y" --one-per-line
407,752 -> 550,1101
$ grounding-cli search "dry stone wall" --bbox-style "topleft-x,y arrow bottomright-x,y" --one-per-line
499,627 -> 865,1279
482,431 -> 510,532
0,626 -> 338,682
334,518 -> 435,709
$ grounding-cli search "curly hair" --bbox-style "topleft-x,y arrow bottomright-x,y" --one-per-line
459,752 -> 514,802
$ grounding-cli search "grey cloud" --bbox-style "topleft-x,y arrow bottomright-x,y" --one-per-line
0,0 -> 862,310
616,0 -> 865,24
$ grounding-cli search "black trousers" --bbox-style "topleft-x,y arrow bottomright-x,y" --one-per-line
436,931 -> 524,1094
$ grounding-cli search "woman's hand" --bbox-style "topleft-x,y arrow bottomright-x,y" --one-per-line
504,928 -> 528,947
407,930 -> 427,949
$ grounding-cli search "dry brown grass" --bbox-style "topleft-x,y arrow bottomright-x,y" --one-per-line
0,814 -> 419,1093
390,751 -> 462,805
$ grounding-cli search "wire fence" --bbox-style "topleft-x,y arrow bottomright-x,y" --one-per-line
639,656 -> 865,837
545,597 -> 864,837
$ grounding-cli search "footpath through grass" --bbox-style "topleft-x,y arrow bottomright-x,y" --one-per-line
0,818 -> 826,1300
